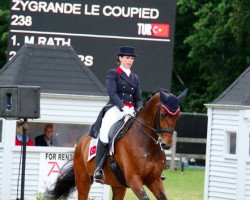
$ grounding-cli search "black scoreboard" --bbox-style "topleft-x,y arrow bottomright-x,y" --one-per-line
8,0 -> 176,91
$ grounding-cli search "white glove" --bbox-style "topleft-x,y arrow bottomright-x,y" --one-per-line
122,106 -> 135,116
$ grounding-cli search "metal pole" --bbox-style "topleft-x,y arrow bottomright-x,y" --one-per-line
21,118 -> 28,200
180,157 -> 184,174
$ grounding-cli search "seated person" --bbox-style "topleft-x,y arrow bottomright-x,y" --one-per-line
63,129 -> 80,147
16,122 -> 33,146
35,124 -> 57,146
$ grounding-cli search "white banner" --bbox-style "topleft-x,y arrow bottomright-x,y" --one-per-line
38,152 -> 77,199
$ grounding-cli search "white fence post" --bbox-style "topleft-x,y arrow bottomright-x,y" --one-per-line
170,131 -> 177,170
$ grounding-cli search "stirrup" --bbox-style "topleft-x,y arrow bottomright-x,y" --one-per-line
94,168 -> 105,184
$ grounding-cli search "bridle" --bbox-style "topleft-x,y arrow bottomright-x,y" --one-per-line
133,103 -> 179,144
155,104 -> 176,134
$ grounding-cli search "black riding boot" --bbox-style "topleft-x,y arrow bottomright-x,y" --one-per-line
94,140 -> 109,183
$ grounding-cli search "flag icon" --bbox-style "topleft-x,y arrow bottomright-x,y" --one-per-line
90,145 -> 96,156
151,24 -> 170,38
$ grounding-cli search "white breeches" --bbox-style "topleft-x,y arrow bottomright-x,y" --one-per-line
99,106 -> 134,143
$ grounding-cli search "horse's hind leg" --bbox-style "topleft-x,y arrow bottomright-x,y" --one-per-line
147,178 -> 167,200
111,186 -> 126,200
74,161 -> 92,200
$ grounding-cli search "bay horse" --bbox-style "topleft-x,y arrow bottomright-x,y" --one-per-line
47,88 -> 187,200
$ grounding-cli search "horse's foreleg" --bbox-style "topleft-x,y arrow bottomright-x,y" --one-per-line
111,186 -> 126,200
147,178 -> 167,200
128,175 -> 149,200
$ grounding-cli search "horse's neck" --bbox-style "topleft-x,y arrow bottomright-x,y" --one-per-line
132,94 -> 159,140
126,94 -> 161,154
138,94 -> 160,125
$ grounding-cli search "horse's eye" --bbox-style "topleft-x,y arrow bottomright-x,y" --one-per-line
161,113 -> 166,118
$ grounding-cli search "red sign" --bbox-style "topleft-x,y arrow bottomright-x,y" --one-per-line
151,24 -> 170,38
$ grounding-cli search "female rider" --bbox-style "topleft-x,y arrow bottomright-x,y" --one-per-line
93,46 -> 143,182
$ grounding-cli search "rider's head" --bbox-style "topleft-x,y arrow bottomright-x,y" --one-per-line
116,46 -> 137,68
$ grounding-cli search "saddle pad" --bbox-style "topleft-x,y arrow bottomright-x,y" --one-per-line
87,138 -> 98,161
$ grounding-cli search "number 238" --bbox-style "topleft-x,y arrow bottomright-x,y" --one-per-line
11,15 -> 32,27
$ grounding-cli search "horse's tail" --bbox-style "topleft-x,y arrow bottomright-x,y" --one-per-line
46,160 -> 76,199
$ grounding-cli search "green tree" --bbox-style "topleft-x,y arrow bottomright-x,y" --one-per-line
0,0 -> 9,68
0,9 -> 9,68
0,0 -> 9,10
172,0 -> 250,112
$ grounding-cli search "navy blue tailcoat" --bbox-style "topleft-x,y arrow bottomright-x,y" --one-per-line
89,67 -> 143,138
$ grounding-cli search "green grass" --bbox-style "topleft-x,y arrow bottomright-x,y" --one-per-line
111,168 -> 205,200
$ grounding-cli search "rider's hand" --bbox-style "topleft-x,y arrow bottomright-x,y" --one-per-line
122,106 -> 135,116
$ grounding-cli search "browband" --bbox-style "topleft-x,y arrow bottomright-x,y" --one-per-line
161,104 -> 180,117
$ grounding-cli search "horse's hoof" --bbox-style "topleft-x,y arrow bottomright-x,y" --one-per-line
160,175 -> 166,181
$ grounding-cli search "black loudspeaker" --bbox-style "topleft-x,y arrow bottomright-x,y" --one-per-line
0,85 -> 40,119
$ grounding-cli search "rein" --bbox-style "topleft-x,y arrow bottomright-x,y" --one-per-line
132,104 -> 175,144
133,117 -> 159,144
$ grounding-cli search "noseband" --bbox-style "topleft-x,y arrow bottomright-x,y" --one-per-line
133,104 -> 177,144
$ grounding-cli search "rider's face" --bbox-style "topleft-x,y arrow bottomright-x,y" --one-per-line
119,56 -> 135,69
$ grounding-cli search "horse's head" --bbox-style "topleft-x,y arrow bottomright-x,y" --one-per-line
157,88 -> 188,149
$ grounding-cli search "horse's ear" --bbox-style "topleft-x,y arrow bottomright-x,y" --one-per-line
177,88 -> 188,102
158,88 -> 167,101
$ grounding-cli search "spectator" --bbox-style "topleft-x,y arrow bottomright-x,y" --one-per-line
35,124 -> 57,146
16,122 -> 33,146
63,129 -> 80,147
